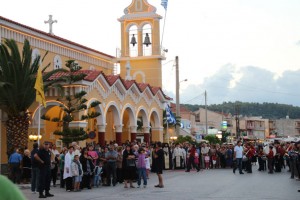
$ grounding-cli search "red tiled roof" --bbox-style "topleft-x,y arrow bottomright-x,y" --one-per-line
47,69 -> 171,101
0,16 -> 114,59
121,80 -> 135,90
105,75 -> 120,86
137,83 -> 149,92
150,87 -> 160,95
47,70 -> 102,82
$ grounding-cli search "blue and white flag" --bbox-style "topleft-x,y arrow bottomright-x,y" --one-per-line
161,0 -> 168,10
166,105 -> 176,124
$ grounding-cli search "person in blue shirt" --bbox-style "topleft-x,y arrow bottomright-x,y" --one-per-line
8,148 -> 23,184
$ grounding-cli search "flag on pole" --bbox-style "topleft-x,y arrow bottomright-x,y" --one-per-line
166,105 -> 176,124
34,68 -> 46,107
161,0 -> 168,10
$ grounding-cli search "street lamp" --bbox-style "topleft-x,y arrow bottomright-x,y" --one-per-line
170,136 -> 178,142
29,133 -> 42,142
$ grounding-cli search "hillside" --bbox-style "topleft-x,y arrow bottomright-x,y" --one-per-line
183,101 -> 300,119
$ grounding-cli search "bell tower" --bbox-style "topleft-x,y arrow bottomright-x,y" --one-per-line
117,0 -> 166,88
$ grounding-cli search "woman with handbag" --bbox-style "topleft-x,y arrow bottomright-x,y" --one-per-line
122,144 -> 136,188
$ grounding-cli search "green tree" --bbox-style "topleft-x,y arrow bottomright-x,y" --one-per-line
176,135 -> 194,144
0,39 -> 62,156
204,134 -> 220,144
42,60 -> 101,145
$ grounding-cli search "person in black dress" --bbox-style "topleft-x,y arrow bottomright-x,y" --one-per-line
122,144 -> 136,188
154,142 -> 164,188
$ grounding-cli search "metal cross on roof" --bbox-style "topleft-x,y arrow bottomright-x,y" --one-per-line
44,15 -> 57,35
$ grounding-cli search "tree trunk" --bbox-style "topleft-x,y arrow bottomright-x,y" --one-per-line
6,114 -> 29,156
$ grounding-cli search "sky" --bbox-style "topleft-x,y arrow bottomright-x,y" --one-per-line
1,0 -> 300,107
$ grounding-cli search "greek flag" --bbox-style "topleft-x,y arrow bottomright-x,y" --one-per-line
166,105 -> 176,124
161,0 -> 168,10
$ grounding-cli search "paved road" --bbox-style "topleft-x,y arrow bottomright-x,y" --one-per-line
22,165 -> 300,200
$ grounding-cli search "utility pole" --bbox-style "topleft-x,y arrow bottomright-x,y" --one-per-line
205,91 -> 208,135
175,56 -> 180,136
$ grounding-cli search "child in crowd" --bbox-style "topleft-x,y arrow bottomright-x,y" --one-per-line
71,155 -> 83,192
211,154 -> 217,168
94,162 -> 103,187
137,147 -> 147,188
204,154 -> 210,169
145,152 -> 151,179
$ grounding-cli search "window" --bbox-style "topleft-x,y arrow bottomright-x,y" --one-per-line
53,55 -> 62,69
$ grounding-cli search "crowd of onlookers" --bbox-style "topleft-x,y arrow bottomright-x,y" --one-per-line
7,138 -> 300,197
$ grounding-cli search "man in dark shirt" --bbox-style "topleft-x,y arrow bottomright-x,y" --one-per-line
34,141 -> 54,198
30,142 -> 39,193
105,144 -> 118,186
154,142 -> 164,188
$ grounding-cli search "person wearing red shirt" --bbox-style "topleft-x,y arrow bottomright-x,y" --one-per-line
245,144 -> 254,173
267,146 -> 274,174
185,144 -> 200,172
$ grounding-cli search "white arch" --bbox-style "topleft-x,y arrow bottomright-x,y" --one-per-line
121,103 -> 137,126
104,101 -> 121,126
149,107 -> 161,128
126,23 -> 139,32
136,106 -> 149,126
139,22 -> 152,30
133,71 -> 146,83
31,100 -> 66,127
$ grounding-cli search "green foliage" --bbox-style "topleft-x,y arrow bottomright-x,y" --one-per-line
54,128 -> 88,144
90,101 -> 101,108
81,112 -> 101,120
204,134 -> 220,144
183,101 -> 300,119
0,39 -> 65,155
51,117 -> 60,122
176,135 -> 194,144
41,114 -> 50,121
41,60 -> 102,145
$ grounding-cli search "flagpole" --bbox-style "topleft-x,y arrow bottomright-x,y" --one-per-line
37,103 -> 41,146
160,9 -> 167,48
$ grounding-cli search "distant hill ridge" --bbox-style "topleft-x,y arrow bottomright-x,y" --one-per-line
183,101 -> 300,119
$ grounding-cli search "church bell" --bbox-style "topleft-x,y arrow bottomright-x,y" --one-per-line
130,34 -> 137,46
143,33 -> 151,47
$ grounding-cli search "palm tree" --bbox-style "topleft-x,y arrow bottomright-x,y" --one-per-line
0,39 -> 63,156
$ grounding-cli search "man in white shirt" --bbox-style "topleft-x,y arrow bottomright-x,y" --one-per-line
172,144 -> 185,169
233,141 -> 244,174
63,146 -> 74,191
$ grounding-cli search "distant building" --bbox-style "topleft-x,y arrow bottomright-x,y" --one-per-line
275,117 -> 300,137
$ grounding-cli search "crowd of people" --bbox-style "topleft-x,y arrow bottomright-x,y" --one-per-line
8,140 -> 165,198
7,138 -> 300,198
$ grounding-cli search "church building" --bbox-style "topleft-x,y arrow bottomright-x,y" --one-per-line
0,0 -> 170,168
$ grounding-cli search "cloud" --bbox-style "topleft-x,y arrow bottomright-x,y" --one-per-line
178,65 -> 300,106
296,40 -> 300,46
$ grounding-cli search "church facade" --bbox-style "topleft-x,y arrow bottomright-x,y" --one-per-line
0,0 -> 169,166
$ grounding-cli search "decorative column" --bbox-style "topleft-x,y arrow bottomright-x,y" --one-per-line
130,126 -> 138,142
143,126 -> 151,145
97,125 -> 106,147
115,125 -> 123,146
138,28 -> 143,56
